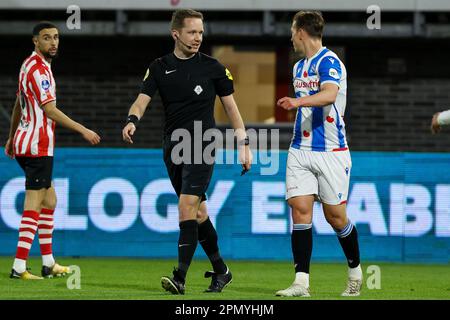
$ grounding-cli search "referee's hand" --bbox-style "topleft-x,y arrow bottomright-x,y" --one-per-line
239,145 -> 252,172
122,123 -> 136,144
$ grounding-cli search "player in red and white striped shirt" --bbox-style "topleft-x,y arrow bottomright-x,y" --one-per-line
4,21 -> 101,280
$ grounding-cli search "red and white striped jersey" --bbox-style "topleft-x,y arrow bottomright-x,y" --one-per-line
14,51 -> 56,157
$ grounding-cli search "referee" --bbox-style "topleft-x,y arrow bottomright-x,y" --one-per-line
122,9 -> 252,295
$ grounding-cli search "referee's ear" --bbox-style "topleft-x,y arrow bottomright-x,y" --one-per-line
171,29 -> 179,41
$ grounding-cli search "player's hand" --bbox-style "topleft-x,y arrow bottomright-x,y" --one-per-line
238,145 -> 253,171
431,112 -> 441,134
122,123 -> 136,144
277,97 -> 301,110
4,138 -> 14,159
82,128 -> 101,145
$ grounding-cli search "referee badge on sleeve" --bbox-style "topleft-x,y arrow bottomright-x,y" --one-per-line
225,68 -> 233,81
143,68 -> 150,81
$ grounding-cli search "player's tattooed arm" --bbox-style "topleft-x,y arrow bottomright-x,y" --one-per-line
277,83 -> 339,110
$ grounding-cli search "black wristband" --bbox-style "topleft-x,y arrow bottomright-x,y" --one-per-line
239,136 -> 249,146
126,114 -> 139,126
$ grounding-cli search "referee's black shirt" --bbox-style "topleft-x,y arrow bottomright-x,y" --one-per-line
140,52 -> 234,138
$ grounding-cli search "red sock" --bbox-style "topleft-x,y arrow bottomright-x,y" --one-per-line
38,208 -> 54,256
15,210 -> 40,261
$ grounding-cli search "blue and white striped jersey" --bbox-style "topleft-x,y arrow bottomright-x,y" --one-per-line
290,47 -> 348,152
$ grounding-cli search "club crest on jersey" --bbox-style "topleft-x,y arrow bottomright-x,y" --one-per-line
41,79 -> 50,91
194,85 -> 203,95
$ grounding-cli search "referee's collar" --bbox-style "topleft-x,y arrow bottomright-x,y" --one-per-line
32,51 -> 51,69
172,51 -> 199,61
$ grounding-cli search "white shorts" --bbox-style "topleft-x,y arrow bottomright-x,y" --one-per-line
285,148 -> 352,205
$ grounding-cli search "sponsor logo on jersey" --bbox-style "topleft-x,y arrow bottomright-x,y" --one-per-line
225,68 -> 233,81
294,78 -> 319,90
41,79 -> 50,91
329,68 -> 340,79
20,119 -> 30,129
143,68 -> 150,81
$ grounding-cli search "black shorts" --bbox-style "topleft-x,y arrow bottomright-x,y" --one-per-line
16,156 -> 53,190
163,141 -> 214,202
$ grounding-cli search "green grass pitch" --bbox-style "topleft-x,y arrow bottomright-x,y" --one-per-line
0,257 -> 448,300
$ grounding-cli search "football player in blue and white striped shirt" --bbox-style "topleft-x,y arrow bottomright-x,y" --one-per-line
276,11 -> 362,298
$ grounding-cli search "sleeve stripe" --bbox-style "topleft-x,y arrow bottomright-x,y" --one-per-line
321,80 -> 340,88
40,97 -> 56,106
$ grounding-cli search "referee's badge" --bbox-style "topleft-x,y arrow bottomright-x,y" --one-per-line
194,85 -> 203,95
225,68 -> 233,81
143,68 -> 150,81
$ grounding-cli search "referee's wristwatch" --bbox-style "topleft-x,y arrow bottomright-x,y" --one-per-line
238,136 -> 250,146
126,114 -> 139,126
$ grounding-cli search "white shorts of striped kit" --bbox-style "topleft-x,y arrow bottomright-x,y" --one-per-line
285,147 -> 352,205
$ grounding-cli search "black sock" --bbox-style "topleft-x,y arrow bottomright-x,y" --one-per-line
177,219 -> 198,282
292,224 -> 313,274
198,217 -> 227,274
335,220 -> 360,268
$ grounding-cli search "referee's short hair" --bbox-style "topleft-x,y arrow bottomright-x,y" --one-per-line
171,9 -> 203,30
33,21 -> 58,36
293,11 -> 324,39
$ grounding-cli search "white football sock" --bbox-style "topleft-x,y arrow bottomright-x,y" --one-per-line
294,272 -> 310,287
348,264 -> 362,280
13,258 -> 26,274
42,254 -> 55,268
